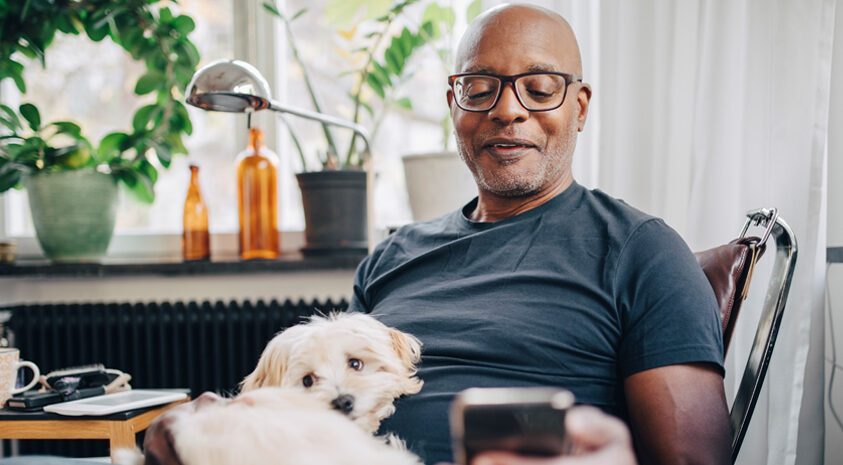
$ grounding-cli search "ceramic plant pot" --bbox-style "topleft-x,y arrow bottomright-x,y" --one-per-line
402,151 -> 476,222
24,169 -> 119,262
296,170 -> 368,256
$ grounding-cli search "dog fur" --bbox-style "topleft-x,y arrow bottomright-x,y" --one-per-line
117,313 -> 424,465
117,388 -> 422,465
240,312 -> 423,433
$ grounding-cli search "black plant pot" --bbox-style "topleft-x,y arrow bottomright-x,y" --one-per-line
296,170 -> 368,256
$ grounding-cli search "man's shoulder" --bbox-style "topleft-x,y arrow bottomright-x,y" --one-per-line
562,186 -> 663,241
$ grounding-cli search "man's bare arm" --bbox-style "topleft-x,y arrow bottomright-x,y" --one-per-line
624,363 -> 731,465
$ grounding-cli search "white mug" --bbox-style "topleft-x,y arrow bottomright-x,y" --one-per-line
0,348 -> 40,406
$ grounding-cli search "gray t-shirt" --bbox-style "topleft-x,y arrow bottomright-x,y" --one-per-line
349,182 -> 724,464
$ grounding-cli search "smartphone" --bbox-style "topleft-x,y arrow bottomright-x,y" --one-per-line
449,387 -> 575,465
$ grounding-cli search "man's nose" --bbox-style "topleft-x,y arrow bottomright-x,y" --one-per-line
331,394 -> 355,414
488,83 -> 529,124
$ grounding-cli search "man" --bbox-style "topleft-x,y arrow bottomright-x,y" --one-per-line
349,4 -> 731,465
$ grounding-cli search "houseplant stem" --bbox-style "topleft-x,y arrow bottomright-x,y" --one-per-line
343,16 -> 398,167
276,5 -> 341,165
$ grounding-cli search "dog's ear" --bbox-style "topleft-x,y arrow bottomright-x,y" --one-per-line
240,337 -> 288,392
389,328 -> 424,396
389,329 -> 422,370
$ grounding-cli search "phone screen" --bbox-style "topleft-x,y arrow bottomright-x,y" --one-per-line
450,388 -> 574,465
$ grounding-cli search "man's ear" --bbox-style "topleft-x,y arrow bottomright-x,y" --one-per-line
447,88 -> 455,110
576,83 -> 592,132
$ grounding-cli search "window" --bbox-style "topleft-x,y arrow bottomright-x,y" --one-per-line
2,0 -> 237,238
1,0 -> 598,259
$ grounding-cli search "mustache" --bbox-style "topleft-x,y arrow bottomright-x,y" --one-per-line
474,130 -> 540,149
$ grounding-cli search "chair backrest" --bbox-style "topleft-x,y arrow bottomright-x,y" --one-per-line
693,208 -> 797,464
695,237 -> 766,351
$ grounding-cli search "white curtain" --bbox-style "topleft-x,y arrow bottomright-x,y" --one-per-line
529,0 -> 833,463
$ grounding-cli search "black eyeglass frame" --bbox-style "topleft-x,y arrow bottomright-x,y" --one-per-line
448,71 -> 583,113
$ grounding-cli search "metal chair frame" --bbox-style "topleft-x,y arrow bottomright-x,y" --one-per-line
728,208 -> 798,463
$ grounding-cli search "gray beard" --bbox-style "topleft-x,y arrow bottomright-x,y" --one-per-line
457,142 -> 563,198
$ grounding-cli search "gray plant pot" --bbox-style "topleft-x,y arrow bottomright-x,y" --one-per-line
24,170 -> 119,263
296,170 -> 367,256
402,151 -> 477,221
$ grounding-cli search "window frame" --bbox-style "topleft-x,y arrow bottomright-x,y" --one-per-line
0,0 -> 287,260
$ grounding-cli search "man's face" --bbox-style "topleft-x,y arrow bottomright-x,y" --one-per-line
449,10 -> 588,198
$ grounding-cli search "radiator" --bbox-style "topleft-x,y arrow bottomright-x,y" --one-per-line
1,298 -> 349,458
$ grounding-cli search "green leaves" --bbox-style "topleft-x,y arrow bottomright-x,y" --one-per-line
171,15 -> 195,34
421,2 -> 455,39
364,26 -> 429,103
326,0 -> 392,27
113,164 -> 155,203
262,1 -> 283,18
51,121 -> 82,139
135,72 -> 163,95
98,132 -> 131,163
132,104 -> 161,132
466,0 -> 483,22
0,168 -> 22,192
0,104 -> 23,132
19,104 -> 40,131
0,57 -> 25,93
0,1 -> 201,200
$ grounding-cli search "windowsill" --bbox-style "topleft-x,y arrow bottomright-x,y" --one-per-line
0,253 -> 366,278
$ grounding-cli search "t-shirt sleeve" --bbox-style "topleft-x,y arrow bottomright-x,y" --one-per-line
347,237 -> 391,314
614,219 -> 724,378
347,253 -> 373,313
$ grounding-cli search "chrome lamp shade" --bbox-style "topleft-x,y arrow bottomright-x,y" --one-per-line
185,60 -> 273,113
185,59 -> 371,156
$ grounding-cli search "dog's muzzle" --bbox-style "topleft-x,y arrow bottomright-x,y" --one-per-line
331,394 -> 355,414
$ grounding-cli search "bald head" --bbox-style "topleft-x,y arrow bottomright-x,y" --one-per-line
455,4 -> 582,76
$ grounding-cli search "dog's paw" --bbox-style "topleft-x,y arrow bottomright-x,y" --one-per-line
382,432 -> 410,451
113,447 -> 144,465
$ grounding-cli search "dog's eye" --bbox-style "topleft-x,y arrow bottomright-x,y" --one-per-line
348,358 -> 364,371
302,374 -> 315,388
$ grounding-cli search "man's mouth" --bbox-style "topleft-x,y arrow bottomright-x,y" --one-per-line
481,138 -> 537,159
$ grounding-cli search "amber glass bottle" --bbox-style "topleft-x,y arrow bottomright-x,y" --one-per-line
182,164 -> 210,261
236,127 -> 280,260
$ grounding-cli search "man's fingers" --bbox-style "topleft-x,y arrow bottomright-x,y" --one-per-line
565,406 -> 632,452
473,451 -> 556,465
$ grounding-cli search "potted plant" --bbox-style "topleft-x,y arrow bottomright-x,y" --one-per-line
0,1 -> 199,262
263,0 -> 459,254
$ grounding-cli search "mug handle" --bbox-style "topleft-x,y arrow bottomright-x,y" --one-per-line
11,360 -> 40,394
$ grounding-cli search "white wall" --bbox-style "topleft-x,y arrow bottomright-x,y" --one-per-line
825,0 -> 843,461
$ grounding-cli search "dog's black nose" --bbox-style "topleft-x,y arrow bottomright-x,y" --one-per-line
331,394 -> 355,414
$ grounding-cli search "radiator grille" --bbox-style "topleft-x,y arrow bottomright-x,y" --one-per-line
2,298 -> 349,458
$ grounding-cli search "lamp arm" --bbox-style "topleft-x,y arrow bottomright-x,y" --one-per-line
267,99 -> 371,164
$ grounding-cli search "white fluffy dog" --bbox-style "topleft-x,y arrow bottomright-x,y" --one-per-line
240,312 -> 424,433
122,388 -> 421,465
118,313 -> 424,465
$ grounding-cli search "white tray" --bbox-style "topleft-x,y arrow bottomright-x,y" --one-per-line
43,389 -> 188,416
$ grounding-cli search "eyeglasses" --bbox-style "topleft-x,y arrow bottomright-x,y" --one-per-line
448,71 -> 582,112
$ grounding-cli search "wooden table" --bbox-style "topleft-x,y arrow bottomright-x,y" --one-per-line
0,398 -> 189,463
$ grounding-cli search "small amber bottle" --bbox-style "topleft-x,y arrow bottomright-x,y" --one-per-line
183,164 -> 210,261
236,127 -> 280,260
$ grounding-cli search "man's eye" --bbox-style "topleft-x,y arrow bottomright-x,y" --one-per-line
302,374 -> 315,388
526,88 -> 556,100
348,358 -> 364,371
467,90 -> 494,101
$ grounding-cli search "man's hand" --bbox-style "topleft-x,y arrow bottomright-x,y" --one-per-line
468,406 -> 637,465
625,363 -> 731,465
